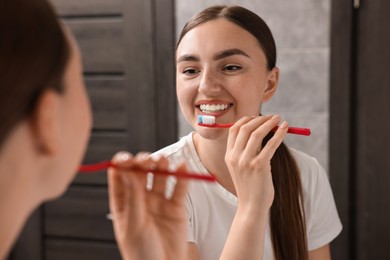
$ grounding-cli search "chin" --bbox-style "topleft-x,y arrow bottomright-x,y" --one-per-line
44,183 -> 68,202
197,127 -> 228,141
44,171 -> 75,201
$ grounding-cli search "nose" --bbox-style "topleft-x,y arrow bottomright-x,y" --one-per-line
198,69 -> 222,96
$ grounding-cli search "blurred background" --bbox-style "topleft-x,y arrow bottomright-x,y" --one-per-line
9,0 -> 390,259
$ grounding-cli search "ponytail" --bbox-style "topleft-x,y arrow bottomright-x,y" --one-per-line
263,133 -> 308,260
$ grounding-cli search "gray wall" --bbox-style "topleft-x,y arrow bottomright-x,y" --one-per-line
176,0 -> 330,170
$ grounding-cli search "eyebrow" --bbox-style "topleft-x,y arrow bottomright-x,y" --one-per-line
177,54 -> 200,63
213,48 -> 250,60
176,48 -> 250,63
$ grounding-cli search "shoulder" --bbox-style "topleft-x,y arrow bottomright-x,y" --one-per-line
288,148 -> 332,204
289,148 -> 323,174
288,148 -> 343,249
288,148 -> 327,185
153,133 -> 191,157
151,132 -> 196,166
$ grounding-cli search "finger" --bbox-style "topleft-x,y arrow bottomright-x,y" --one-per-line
150,156 -> 169,197
108,152 -> 134,215
233,115 -> 274,152
226,116 -> 253,151
244,115 -> 281,156
108,169 -> 126,215
257,121 -> 288,162
170,162 -> 189,205
132,152 -> 155,190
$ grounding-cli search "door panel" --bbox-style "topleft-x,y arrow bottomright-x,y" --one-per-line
330,0 -> 390,259
355,1 -> 390,259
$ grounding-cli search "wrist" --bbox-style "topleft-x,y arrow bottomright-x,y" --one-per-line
236,202 -> 270,220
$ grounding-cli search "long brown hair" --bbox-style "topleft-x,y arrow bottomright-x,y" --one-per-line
177,5 -> 308,260
0,0 -> 70,147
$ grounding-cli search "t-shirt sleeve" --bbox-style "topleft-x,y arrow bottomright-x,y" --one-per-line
306,159 -> 343,250
186,194 -> 196,243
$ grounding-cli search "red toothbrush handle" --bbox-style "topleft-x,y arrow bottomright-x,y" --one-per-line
78,161 -> 216,182
273,126 -> 311,136
198,123 -> 311,136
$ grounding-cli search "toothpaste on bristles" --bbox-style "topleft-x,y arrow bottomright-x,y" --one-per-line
198,115 -> 216,125
198,115 -> 233,128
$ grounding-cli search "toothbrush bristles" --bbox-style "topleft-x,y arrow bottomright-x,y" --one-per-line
198,115 -> 215,125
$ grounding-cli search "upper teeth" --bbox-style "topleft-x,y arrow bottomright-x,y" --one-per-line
199,104 -> 229,112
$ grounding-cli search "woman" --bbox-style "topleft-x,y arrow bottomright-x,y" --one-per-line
153,5 -> 342,260
0,0 -> 188,259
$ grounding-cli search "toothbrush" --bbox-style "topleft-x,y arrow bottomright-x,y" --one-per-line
78,160 -> 216,182
198,115 -> 311,136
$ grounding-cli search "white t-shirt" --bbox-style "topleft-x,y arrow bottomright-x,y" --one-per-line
153,132 -> 342,260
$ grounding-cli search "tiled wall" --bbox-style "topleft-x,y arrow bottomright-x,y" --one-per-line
175,0 -> 330,170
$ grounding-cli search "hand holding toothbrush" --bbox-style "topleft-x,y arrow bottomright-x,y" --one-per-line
108,152 -> 189,260
225,115 -> 287,211
221,115 -> 288,259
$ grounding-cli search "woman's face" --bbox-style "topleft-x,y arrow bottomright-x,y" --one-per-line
176,18 -> 278,139
45,32 -> 92,198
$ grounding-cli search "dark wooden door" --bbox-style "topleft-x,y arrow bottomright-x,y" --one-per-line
9,0 -> 176,259
330,1 -> 390,259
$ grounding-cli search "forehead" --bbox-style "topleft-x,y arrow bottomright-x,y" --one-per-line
177,18 -> 263,57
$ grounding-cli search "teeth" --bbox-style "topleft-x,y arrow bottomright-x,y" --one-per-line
199,104 -> 229,112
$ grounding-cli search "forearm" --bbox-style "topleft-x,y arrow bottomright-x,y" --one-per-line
220,207 -> 269,260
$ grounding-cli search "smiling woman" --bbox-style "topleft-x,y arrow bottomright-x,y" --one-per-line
154,5 -> 342,260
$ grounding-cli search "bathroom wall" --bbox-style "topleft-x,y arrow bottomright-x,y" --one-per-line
175,0 -> 331,170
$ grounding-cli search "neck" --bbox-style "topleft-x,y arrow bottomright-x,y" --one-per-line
193,132 -> 236,195
0,161 -> 41,259
0,123 -> 43,259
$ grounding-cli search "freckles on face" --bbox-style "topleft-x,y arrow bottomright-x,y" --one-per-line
176,18 -> 272,125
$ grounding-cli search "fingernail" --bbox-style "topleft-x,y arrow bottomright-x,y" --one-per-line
272,114 -> 280,120
113,151 -> 132,162
280,121 -> 288,129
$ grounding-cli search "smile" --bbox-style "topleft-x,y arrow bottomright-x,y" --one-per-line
199,104 -> 230,113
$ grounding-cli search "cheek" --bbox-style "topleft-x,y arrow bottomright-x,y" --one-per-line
176,80 -> 199,125
63,83 -> 91,164
233,86 -> 265,115
176,79 -> 194,106
75,86 -> 92,149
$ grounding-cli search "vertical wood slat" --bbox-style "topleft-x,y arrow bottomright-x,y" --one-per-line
355,1 -> 390,259
123,0 -> 156,152
329,0 -> 353,259
155,0 -> 178,148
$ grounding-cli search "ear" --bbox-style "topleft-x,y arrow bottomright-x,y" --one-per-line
29,89 -> 61,155
262,66 -> 279,102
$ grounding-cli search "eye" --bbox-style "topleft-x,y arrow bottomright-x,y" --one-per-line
223,65 -> 242,72
183,68 -> 200,76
